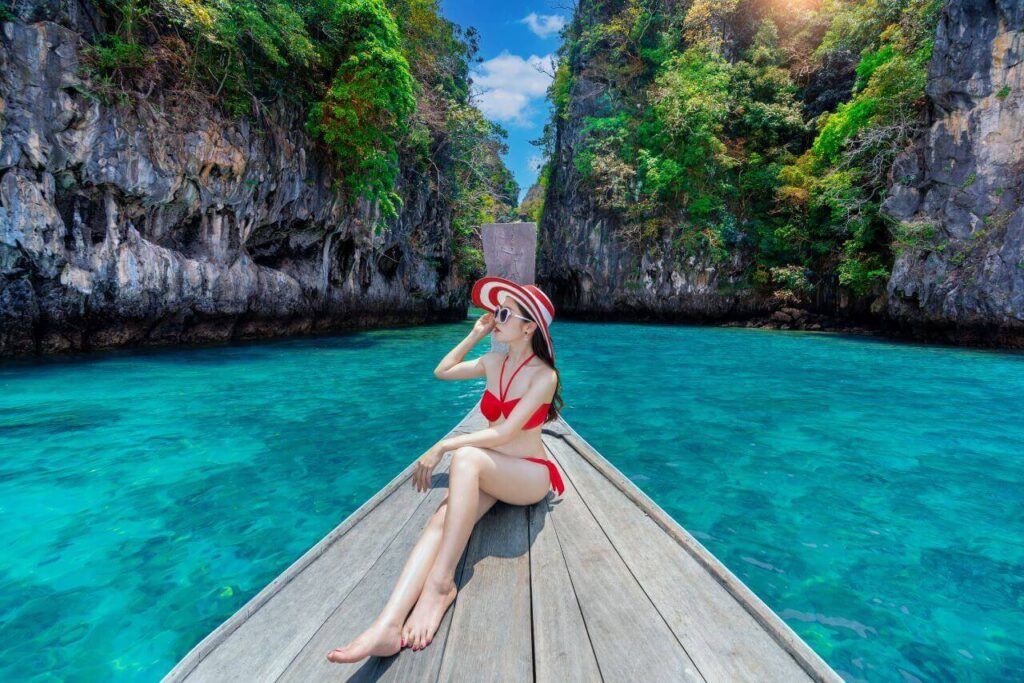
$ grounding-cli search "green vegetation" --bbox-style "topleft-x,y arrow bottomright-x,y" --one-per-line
83,0 -> 517,244
535,0 -> 944,302
518,163 -> 549,223
443,102 -> 519,278
890,220 -> 937,250
549,60 -> 573,121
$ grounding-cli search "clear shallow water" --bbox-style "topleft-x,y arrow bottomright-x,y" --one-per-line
0,314 -> 1022,681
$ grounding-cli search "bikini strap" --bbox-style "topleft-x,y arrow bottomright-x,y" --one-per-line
498,354 -> 508,395
500,352 -> 536,401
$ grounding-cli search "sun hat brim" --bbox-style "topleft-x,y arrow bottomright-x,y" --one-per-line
472,276 -> 556,362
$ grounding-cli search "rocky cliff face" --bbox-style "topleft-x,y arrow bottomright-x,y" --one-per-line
0,10 -> 466,356
535,4 -> 868,329
540,0 -> 1024,346
882,0 -> 1024,345
538,75 -> 779,324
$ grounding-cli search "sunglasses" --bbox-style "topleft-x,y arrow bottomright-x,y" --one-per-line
495,306 -> 533,324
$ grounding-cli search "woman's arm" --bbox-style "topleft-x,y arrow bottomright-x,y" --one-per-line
434,331 -> 488,380
433,312 -> 495,380
413,365 -> 558,492
437,368 -> 558,451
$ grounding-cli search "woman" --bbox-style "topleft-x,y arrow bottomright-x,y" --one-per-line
326,276 -> 565,663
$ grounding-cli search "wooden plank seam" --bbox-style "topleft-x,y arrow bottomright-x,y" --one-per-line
542,439 -> 708,683
543,421 -> 841,683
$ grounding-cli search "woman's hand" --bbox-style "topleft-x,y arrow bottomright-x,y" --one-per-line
470,311 -> 495,340
412,443 -> 445,492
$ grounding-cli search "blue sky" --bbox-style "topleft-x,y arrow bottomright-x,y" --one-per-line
438,0 -> 570,205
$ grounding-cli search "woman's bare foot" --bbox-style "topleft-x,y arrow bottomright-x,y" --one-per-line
402,578 -> 458,650
326,619 -> 404,664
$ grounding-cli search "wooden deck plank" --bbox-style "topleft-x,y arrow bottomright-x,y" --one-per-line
348,536 -> 472,683
542,439 -> 705,682
169,471 -> 440,682
164,411 -> 477,683
436,502 -> 534,681
273,455 -> 458,682
527,495 -> 604,682
544,432 -> 814,682
451,403 -> 488,434
166,408 -> 842,683
547,420 -> 842,683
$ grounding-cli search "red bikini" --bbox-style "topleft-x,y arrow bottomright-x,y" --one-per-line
480,352 -> 550,429
522,456 -> 565,496
479,352 -> 564,496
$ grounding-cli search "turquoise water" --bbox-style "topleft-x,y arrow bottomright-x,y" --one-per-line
1,314 -> 1022,681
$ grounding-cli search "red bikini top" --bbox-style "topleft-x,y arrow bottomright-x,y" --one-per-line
480,352 -> 551,430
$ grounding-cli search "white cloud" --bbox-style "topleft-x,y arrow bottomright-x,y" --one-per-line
519,12 -> 567,39
471,52 -> 554,126
528,154 -> 545,172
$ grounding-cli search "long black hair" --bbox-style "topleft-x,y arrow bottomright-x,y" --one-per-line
515,300 -> 563,424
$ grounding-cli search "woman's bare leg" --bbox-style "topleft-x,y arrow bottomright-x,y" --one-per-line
402,446 -> 550,650
326,481 -> 498,663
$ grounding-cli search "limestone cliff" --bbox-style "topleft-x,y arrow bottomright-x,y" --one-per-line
538,74 -> 779,324
882,0 -> 1024,345
539,0 -> 1024,346
0,6 -> 479,356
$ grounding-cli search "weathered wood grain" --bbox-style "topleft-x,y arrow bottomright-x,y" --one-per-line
275,457 -> 457,682
542,440 -> 705,682
528,495 -> 603,682
546,420 -> 842,683
163,409 -> 477,682
545,434 -> 812,682
436,502 -> 533,682
166,408 -> 842,683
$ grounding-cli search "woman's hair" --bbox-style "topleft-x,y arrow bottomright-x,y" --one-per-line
514,300 -> 563,424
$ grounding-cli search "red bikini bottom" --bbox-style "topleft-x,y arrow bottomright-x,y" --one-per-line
522,457 -> 565,496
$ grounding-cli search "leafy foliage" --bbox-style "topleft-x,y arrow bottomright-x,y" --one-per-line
789,0 -> 943,295
541,0 -> 943,301
442,103 -> 520,278
304,0 -> 415,220
78,0 -> 515,254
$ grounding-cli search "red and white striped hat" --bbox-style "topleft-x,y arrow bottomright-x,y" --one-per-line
471,276 -> 556,362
